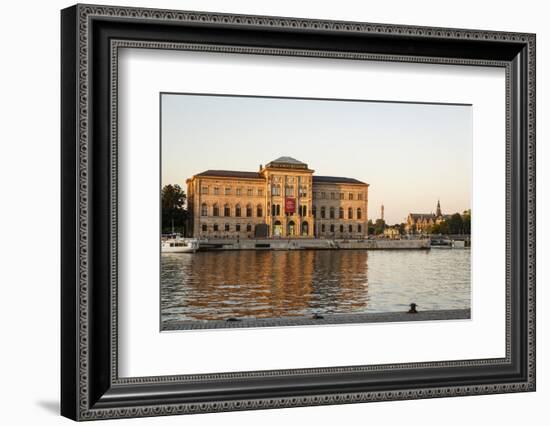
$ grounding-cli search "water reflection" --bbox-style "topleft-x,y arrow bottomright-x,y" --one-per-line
161,249 -> 470,323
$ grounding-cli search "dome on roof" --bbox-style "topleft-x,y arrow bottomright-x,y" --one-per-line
270,156 -> 306,165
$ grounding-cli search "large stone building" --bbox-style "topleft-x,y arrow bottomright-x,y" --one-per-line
405,200 -> 450,234
186,157 -> 369,239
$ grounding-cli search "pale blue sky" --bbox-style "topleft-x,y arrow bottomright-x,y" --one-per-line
161,93 -> 471,224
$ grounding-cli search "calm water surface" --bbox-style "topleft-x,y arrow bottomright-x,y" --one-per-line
161,249 -> 470,323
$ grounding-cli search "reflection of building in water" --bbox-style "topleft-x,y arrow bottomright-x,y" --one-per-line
186,157 -> 369,239
405,200 -> 450,234
162,250 -> 369,321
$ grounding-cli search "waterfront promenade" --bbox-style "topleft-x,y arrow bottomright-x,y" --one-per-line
196,237 -> 431,251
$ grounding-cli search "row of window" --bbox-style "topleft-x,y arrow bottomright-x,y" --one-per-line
199,223 -> 363,234
270,185 -> 309,197
316,224 -> 363,233
201,203 -> 262,218
201,186 -> 264,197
201,223 -> 254,233
313,192 -> 364,201
313,206 -> 362,220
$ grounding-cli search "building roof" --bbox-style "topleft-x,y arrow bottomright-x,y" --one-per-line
195,170 -> 262,179
270,156 -> 306,165
313,175 -> 366,185
265,156 -> 310,170
409,213 -> 436,220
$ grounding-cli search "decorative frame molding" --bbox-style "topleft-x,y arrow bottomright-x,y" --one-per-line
61,4 -> 535,421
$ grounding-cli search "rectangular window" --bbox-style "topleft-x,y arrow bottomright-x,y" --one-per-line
201,186 -> 209,195
213,187 -> 219,195
331,192 -> 335,200
271,185 -> 280,196
236,187 -> 242,196
285,185 -> 294,196
236,224 -> 241,232
213,224 -> 218,231
312,192 -> 317,200
330,224 -> 335,233
340,192 -> 345,200
358,193 -> 363,200
349,192 -> 354,200
225,224 -> 230,231
321,192 -> 326,199
247,188 -> 253,197
321,224 -> 325,233
258,189 -> 263,197
225,187 -> 231,196
299,186 -> 307,197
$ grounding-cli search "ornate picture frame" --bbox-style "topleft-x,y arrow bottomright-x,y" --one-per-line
61,4 -> 535,421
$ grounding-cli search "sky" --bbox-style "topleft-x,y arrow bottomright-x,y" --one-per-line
161,93 -> 472,225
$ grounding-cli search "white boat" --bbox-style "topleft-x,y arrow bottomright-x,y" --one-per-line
161,238 -> 199,253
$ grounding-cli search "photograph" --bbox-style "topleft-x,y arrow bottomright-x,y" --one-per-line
160,93 -> 473,330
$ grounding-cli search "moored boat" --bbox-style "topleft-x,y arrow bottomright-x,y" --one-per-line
161,238 -> 199,253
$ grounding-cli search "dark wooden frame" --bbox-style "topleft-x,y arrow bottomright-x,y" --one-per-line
61,4 -> 536,421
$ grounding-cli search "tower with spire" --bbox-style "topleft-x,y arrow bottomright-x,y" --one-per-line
381,204 -> 385,221
436,199 -> 442,217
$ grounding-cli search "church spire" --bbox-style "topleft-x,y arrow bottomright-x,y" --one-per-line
436,199 -> 442,217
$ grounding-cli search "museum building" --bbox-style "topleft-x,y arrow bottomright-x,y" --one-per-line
186,157 -> 369,239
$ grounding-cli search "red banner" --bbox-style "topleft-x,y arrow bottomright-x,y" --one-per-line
285,197 -> 296,214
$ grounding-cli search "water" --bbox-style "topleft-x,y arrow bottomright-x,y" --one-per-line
161,249 -> 471,324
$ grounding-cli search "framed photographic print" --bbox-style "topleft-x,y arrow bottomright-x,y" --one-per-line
61,4 -> 536,421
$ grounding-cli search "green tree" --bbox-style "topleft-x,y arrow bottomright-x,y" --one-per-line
448,213 -> 464,234
374,219 -> 386,235
367,219 -> 375,236
430,223 -> 441,234
462,209 -> 471,234
161,184 -> 188,235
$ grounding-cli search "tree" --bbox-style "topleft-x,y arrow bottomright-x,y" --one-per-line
374,219 -> 386,235
398,223 -> 407,235
448,213 -> 464,234
161,184 -> 188,235
367,219 -> 375,236
462,209 -> 471,234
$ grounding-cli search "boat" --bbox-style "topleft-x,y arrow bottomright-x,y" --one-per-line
430,238 -> 454,248
161,237 -> 199,253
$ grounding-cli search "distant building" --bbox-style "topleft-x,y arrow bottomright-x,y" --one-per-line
383,226 -> 401,239
186,157 -> 369,239
405,200 -> 450,234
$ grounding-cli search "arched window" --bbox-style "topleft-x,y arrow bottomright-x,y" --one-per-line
213,223 -> 219,231
276,204 -> 281,216
246,223 -> 252,232
213,204 -> 219,217
358,224 -> 362,233
224,223 -> 230,231
201,203 -> 208,216
235,204 -> 241,217
224,204 -> 231,217
348,207 -> 353,219
321,206 -> 326,219
339,224 -> 344,233
330,207 -> 335,219
357,208 -> 362,220
349,224 -> 353,233
246,204 -> 252,217
257,204 -> 263,217
339,207 -> 344,219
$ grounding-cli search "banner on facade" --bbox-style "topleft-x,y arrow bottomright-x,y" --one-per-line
285,197 -> 296,214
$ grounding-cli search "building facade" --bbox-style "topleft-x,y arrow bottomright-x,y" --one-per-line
186,157 -> 369,239
405,200 -> 450,234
